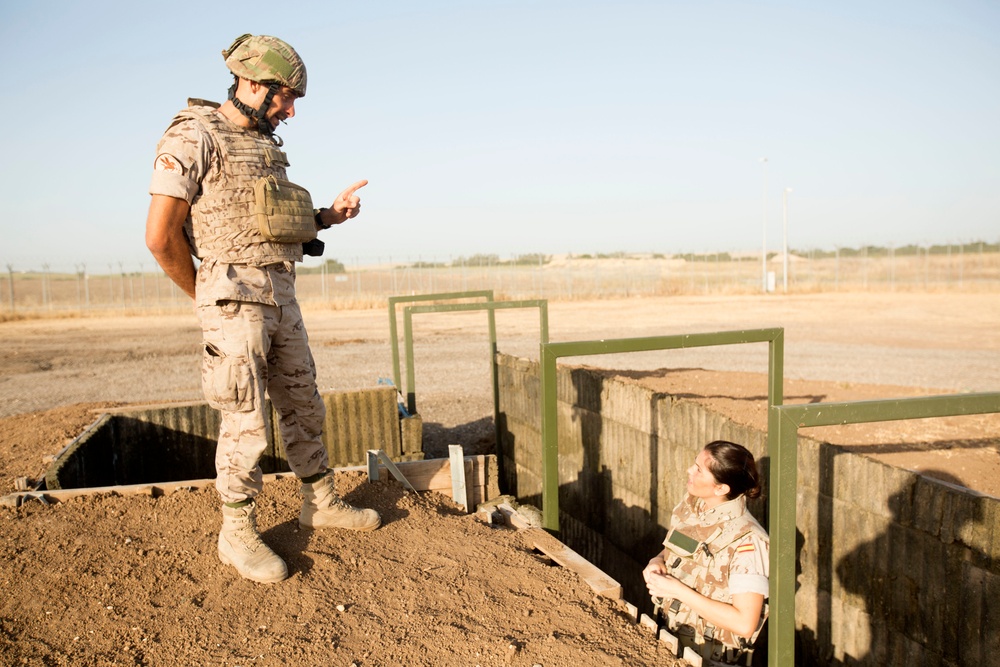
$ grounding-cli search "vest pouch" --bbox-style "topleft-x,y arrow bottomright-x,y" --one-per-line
254,175 -> 317,243
664,527 -> 700,558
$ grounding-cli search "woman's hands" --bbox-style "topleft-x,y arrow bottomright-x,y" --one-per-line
643,553 -> 688,600
642,549 -> 764,638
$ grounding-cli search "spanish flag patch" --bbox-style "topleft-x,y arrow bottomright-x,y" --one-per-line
735,543 -> 755,553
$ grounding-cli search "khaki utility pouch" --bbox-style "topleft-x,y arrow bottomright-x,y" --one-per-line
254,176 -> 317,243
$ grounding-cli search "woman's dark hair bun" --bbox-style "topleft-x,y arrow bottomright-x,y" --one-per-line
704,440 -> 761,500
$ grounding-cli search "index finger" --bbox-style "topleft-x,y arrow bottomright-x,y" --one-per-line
341,179 -> 369,198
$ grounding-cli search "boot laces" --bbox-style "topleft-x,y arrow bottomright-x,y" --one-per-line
229,512 -> 264,553
327,494 -> 359,513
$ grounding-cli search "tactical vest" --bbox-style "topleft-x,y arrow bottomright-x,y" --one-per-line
173,100 -> 316,265
658,494 -> 769,655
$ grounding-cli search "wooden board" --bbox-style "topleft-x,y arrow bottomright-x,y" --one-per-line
529,528 -> 622,599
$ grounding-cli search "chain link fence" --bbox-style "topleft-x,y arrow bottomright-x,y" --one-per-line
3,245 -> 999,317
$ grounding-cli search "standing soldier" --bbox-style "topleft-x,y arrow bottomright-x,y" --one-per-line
145,33 -> 380,584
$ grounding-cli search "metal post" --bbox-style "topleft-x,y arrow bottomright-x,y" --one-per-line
540,342 -> 559,531
760,157 -> 769,293
6,264 -> 13,311
41,263 -> 49,309
782,187 -> 792,292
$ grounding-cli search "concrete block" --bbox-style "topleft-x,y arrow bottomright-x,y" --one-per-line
842,598 -> 872,664
938,544 -> 965,661
830,501 -> 867,594
831,448 -> 860,509
400,414 -> 423,457
957,563 -> 986,665
880,464 -> 914,519
812,492 -> 836,592
913,474 -> 948,538
638,612 -> 658,632
601,379 -> 655,431
859,460 -> 894,516
979,499 -> 1000,570
796,438 -> 820,492
949,492 -> 990,559
654,398 -> 672,440
982,566 -> 1000,657
919,539 -> 948,650
816,442 -> 838,498
657,627 -> 680,656
886,527 -> 926,640
795,490 -> 820,588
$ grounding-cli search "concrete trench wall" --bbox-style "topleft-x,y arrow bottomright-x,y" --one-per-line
495,352 -> 1000,667
47,386 -> 423,490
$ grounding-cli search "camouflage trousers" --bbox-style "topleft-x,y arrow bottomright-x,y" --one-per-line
197,300 -> 328,504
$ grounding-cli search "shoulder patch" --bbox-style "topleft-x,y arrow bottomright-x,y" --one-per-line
735,543 -> 755,553
154,153 -> 184,175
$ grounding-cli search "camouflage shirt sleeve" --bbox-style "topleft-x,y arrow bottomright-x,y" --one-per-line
728,532 -> 769,597
148,116 -> 213,204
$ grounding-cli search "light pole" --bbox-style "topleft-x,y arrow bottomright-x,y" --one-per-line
783,187 -> 792,293
760,157 -> 768,293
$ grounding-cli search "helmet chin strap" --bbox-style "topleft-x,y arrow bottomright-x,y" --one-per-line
228,81 -> 281,137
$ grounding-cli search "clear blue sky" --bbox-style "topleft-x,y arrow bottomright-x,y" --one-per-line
2,0 -> 998,271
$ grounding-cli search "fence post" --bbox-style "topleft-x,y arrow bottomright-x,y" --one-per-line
5,264 -> 13,312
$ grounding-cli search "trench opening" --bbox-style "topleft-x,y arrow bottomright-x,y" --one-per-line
42,386 -> 424,491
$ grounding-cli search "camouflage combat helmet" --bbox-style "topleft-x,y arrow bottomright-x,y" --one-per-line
222,34 -> 306,138
222,33 -> 307,96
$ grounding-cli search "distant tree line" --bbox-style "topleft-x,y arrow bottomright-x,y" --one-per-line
257,242 -> 1000,273
799,241 -> 999,259
420,254 -> 554,268
569,241 -> 1000,264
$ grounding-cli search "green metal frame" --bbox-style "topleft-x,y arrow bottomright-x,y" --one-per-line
768,392 -> 1000,667
403,299 -> 549,416
388,291 -> 494,392
539,328 -> 784,663
539,328 -> 785,531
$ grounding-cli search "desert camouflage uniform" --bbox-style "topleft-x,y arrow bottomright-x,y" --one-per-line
149,100 -> 327,504
656,494 -> 769,664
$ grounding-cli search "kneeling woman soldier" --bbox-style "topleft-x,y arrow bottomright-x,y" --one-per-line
643,440 -> 769,666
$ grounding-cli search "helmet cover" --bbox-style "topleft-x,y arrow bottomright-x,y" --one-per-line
222,34 -> 307,97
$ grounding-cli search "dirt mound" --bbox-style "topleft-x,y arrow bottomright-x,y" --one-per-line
1,469 -> 675,666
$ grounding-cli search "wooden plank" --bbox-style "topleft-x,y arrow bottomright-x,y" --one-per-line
529,528 -> 622,599
350,456 -> 487,493
0,475 -> 237,507
448,445 -> 469,512
366,450 -> 418,492
0,457 -> 493,508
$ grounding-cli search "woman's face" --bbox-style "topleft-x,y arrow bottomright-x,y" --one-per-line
686,448 -> 728,503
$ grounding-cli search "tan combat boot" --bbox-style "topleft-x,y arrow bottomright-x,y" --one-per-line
299,471 -> 381,531
218,502 -> 289,583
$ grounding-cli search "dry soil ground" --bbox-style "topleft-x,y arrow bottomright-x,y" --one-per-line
1,292 -> 998,666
